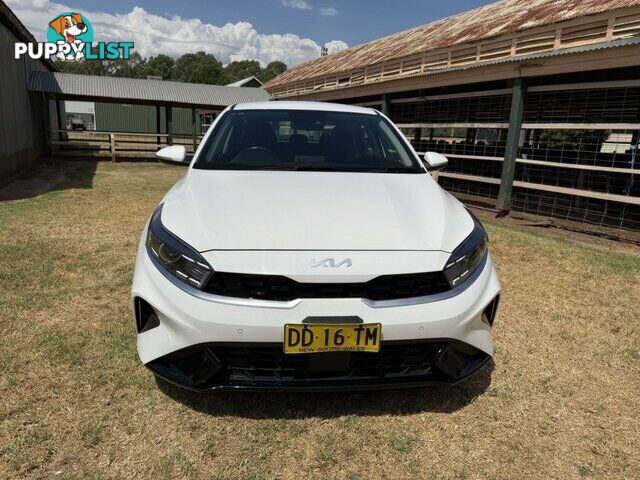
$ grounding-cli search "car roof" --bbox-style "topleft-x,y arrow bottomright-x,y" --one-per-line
234,101 -> 377,115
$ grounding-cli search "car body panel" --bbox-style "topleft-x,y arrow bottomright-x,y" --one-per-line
161,170 -> 474,253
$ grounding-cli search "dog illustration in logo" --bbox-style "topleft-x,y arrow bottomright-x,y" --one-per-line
49,13 -> 88,61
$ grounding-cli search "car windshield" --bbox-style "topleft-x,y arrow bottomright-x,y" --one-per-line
194,109 -> 424,173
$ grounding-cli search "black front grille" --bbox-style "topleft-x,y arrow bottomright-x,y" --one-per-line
210,342 -> 449,387
148,340 -> 490,390
203,271 -> 451,301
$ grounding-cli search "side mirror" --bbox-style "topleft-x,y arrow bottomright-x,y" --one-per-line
423,151 -> 448,171
156,145 -> 188,165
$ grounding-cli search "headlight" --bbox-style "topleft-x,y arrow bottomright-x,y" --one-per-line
443,214 -> 488,288
146,204 -> 213,289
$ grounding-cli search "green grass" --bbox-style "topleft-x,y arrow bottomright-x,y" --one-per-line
0,161 -> 639,479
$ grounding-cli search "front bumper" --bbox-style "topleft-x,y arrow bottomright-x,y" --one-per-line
132,239 -> 501,391
147,339 -> 492,392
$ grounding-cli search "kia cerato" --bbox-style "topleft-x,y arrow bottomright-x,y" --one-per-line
132,101 -> 500,391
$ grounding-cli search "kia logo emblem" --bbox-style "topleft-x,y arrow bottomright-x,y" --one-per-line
310,258 -> 352,268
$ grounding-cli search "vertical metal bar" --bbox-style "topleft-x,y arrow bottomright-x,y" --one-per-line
155,105 -> 161,149
496,77 -> 527,213
192,107 -> 197,154
166,104 -> 173,146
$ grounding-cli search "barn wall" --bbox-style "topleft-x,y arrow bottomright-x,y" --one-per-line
0,21 -> 53,177
94,103 -> 201,135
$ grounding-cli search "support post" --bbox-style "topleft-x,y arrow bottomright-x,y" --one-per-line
156,105 -> 161,149
191,107 -> 197,153
413,128 -> 421,147
109,133 -> 116,162
496,77 -> 527,214
43,94 -> 51,152
55,99 -> 64,141
381,94 -> 390,116
165,104 -> 173,146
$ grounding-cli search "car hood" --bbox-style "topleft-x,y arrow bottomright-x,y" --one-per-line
160,170 -> 474,252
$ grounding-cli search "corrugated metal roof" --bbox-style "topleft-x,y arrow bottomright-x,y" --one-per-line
274,37 -> 640,98
265,0 -> 640,89
28,72 -> 271,107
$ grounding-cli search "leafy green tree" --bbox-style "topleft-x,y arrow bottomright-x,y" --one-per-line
54,50 -> 287,87
104,52 -> 146,78
141,54 -> 175,79
260,61 -> 287,82
55,59 -> 106,76
171,52 -> 225,85
224,60 -> 262,83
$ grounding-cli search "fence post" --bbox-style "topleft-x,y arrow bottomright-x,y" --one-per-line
109,133 -> 116,162
496,77 -> 527,214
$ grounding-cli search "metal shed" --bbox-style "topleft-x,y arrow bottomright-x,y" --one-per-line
27,71 -> 271,158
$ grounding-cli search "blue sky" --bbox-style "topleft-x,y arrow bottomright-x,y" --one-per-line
84,0 -> 493,47
9,0 -> 495,66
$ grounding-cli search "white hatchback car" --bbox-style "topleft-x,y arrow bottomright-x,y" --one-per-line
132,101 -> 500,391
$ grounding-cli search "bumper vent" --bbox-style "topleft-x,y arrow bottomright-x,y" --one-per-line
482,295 -> 500,326
203,271 -> 451,301
135,297 -> 160,333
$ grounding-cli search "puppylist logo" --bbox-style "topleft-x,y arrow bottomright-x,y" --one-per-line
15,12 -> 134,62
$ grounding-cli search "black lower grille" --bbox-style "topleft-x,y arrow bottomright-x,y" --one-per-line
203,271 -> 451,301
148,340 -> 490,391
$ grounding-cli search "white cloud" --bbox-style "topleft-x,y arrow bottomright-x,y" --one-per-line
279,0 -> 338,17
280,0 -> 312,10
324,40 -> 348,55
6,0 -> 348,67
319,7 -> 339,16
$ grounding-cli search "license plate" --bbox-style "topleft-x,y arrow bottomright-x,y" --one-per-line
284,323 -> 381,354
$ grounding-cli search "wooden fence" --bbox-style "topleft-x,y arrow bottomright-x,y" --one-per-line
48,129 -> 204,161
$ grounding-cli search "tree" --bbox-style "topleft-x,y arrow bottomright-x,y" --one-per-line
55,59 -> 106,76
224,60 -> 262,83
171,52 -> 225,85
140,54 -> 175,79
260,61 -> 287,82
54,50 -> 287,87
104,51 -> 146,78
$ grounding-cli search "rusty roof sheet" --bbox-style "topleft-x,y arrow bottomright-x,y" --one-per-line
265,0 -> 640,90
